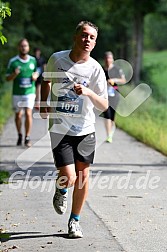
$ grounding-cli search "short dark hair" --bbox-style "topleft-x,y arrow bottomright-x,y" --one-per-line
105,51 -> 113,57
75,21 -> 98,34
18,38 -> 29,46
34,47 -> 41,53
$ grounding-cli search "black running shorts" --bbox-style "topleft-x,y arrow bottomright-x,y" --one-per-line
100,92 -> 120,120
50,132 -> 96,168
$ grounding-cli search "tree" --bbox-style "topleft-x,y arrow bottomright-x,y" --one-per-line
144,0 -> 167,51
131,0 -> 160,84
107,0 -> 160,84
0,1 -> 11,44
1,0 -> 165,84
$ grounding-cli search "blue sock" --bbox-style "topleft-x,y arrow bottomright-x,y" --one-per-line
59,188 -> 68,194
69,212 -> 80,221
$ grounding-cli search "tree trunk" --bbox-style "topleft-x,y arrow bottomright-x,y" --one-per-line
133,10 -> 144,85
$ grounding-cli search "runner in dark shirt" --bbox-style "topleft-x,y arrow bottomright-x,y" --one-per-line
102,51 -> 126,143
34,48 -> 46,109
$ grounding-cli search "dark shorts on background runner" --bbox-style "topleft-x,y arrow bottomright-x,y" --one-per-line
35,74 -> 43,86
50,132 -> 96,168
102,105 -> 115,121
100,91 -> 120,121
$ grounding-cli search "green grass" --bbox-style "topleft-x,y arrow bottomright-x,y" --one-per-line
0,84 -> 12,184
0,84 -> 12,188
116,99 -> 167,156
143,50 -> 167,102
0,170 -> 10,184
0,83 -> 13,133
116,82 -> 167,155
0,231 -> 11,241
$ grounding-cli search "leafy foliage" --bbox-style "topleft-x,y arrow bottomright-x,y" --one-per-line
144,13 -> 167,50
0,1 -> 11,44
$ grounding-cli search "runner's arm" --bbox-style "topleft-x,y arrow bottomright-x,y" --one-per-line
40,80 -> 51,119
74,84 -> 108,111
108,77 -> 126,85
6,68 -> 20,81
88,90 -> 108,111
32,71 -> 39,81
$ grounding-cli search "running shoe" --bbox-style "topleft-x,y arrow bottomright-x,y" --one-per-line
24,136 -> 31,147
17,133 -> 22,146
106,136 -> 112,143
53,188 -> 68,215
68,218 -> 83,238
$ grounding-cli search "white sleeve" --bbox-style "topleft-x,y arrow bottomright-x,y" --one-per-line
43,54 -> 55,81
92,67 -> 108,99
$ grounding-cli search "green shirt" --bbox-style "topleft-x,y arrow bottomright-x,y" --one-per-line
6,55 -> 37,95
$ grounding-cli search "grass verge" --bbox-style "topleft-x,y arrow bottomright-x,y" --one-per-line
0,83 -> 13,133
0,83 -> 12,184
0,170 -> 10,184
116,85 -> 167,156
142,50 -> 167,102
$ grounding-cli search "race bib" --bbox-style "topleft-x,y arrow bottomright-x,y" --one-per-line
56,95 -> 83,117
19,78 -> 32,88
108,86 -> 115,97
37,67 -> 42,75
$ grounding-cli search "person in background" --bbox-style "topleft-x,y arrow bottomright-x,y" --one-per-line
6,38 -> 39,147
34,48 -> 46,109
102,51 -> 126,143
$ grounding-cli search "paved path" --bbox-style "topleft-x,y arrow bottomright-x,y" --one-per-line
0,111 -> 167,252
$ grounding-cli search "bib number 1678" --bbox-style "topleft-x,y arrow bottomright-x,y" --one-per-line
61,102 -> 79,112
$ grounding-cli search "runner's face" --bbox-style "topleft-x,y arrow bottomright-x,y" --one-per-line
105,55 -> 114,66
19,40 -> 30,56
74,25 -> 97,53
35,49 -> 41,58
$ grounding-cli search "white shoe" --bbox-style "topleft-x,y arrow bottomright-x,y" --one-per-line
53,189 -> 68,215
68,218 -> 83,238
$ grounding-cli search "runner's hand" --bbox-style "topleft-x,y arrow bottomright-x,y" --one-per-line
40,106 -> 50,119
74,84 -> 91,96
108,79 -> 114,86
32,71 -> 39,81
14,67 -> 20,75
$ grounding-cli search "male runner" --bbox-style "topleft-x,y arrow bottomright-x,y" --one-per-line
40,21 -> 108,238
6,38 -> 38,147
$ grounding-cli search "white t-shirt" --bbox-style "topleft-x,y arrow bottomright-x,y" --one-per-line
44,50 -> 108,136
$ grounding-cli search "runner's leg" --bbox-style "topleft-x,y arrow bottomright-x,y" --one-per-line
71,160 -> 90,215
25,108 -> 32,137
15,110 -> 23,134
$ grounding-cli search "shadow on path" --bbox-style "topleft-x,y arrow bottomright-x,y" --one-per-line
1,231 -> 77,242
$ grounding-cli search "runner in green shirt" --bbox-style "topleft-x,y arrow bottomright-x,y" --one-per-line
6,38 -> 39,147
